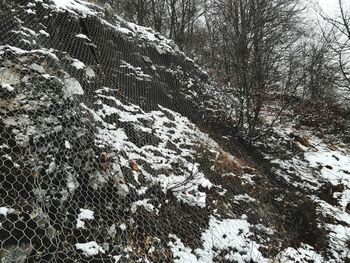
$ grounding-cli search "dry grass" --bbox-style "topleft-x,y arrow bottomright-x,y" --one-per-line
214,150 -> 256,175
291,133 -> 312,147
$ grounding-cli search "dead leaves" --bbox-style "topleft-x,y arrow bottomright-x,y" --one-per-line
99,151 -> 116,173
99,152 -> 110,173
129,160 -> 139,172
290,132 -> 312,148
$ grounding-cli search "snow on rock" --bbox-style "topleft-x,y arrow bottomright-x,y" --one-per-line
71,59 -> 86,70
120,60 -> 152,81
81,87 -> 218,208
0,67 -> 21,85
0,83 -> 15,92
100,17 -> 184,56
39,30 -> 50,37
169,216 -> 268,263
51,0 -> 96,15
46,161 -> 56,174
86,66 -> 95,78
233,194 -> 257,203
117,183 -> 129,197
75,241 -> 105,257
156,173 -> 210,208
0,45 -> 59,61
131,199 -> 155,213
29,63 -> 46,73
65,140 -> 72,149
76,208 -> 94,229
67,172 -> 79,193
276,244 -> 325,263
169,235 -> 200,263
0,207 -> 15,216
75,33 -> 91,41
196,216 -> 268,263
64,77 -> 84,96
119,223 -> 127,231
25,9 -> 36,14
92,125 -> 128,152
328,223 -> 350,253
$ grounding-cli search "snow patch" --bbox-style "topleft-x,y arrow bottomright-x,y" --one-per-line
75,241 -> 105,256
169,235 -> 200,263
0,67 -> 21,85
119,223 -> 127,231
76,208 -> 94,229
39,30 -> 50,37
0,207 -> 15,216
65,140 -> 72,149
64,77 -> 84,96
86,66 -> 95,78
75,33 -> 91,41
51,0 -> 96,15
305,150 -> 350,183
276,244 -> 325,263
71,59 -> 85,70
169,216 -> 268,263
25,9 -> 36,14
0,45 -> 59,61
131,199 -> 155,213
0,83 -> 15,92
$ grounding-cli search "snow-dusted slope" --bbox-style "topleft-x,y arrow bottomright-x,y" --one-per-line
0,1 -> 267,262
257,121 -> 350,262
1,0 -> 350,263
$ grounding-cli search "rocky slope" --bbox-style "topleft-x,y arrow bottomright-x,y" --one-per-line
0,1 -> 350,263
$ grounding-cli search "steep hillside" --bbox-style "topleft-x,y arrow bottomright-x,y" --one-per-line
1,1 -> 350,263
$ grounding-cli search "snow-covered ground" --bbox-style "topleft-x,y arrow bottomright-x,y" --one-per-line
257,108 -> 350,262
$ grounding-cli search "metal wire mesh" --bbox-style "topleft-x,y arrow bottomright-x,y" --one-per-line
0,0 -> 337,262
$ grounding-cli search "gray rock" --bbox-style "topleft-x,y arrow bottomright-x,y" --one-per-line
104,3 -> 113,17
29,63 -> 45,74
63,77 -> 84,97
0,246 -> 29,263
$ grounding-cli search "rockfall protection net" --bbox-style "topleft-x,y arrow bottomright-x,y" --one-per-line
0,1 -> 335,263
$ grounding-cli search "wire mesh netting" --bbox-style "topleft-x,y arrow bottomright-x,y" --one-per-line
0,0 -> 346,262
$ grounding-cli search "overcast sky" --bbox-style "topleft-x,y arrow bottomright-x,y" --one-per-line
317,0 -> 339,14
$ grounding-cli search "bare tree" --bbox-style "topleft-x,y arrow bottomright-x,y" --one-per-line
105,0 -> 325,140
167,0 -> 201,48
107,0 -> 201,48
319,0 -> 350,94
303,34 -> 338,99
111,0 -> 151,26
150,0 -> 167,32
207,0 -> 302,140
